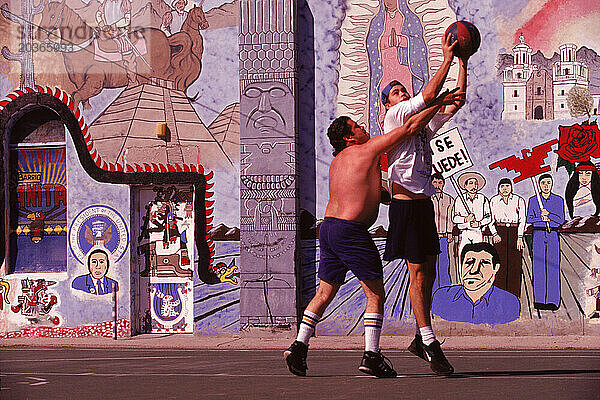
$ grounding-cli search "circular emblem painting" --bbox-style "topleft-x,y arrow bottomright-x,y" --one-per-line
69,205 -> 129,264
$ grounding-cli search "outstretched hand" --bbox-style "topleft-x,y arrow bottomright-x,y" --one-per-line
435,87 -> 465,106
442,32 -> 458,62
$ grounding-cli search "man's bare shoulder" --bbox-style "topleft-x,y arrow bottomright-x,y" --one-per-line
332,144 -> 374,166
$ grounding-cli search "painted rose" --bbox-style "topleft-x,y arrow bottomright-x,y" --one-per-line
557,123 -> 600,163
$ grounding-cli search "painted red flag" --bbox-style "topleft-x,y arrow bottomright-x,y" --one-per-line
489,139 -> 558,183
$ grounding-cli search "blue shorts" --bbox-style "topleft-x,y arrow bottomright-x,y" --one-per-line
383,198 -> 440,264
318,217 -> 383,284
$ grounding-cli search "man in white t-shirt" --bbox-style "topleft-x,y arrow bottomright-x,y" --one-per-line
452,171 -> 491,258
381,32 -> 468,376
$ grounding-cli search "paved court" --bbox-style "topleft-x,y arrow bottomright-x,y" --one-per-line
1,348 -> 599,399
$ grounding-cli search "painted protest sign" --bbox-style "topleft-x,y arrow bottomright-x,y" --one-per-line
431,127 -> 473,179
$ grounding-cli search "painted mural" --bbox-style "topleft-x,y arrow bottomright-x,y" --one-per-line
10,277 -> 61,325
134,186 -> 195,332
1,0 -> 600,338
72,248 -> 119,295
0,0 -> 240,336
10,147 -> 67,273
303,0 -> 600,336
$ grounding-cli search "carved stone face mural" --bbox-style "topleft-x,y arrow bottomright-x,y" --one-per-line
242,81 -> 294,139
243,82 -> 294,137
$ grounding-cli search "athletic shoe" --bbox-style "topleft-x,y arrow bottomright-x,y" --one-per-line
284,341 -> 308,376
408,334 -> 426,361
422,340 -> 454,376
358,350 -> 397,378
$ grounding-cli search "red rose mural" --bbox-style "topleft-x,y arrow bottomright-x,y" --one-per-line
556,123 -> 600,163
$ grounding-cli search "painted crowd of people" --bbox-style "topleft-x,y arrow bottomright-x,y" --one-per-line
431,164 -> 600,321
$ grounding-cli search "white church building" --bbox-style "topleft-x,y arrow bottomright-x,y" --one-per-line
501,34 -> 600,121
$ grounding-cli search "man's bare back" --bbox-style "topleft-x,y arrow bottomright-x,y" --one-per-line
325,134 -> 383,227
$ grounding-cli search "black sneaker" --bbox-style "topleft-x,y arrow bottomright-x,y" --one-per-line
284,341 -> 308,376
358,350 -> 397,378
408,334 -> 426,361
422,340 -> 454,376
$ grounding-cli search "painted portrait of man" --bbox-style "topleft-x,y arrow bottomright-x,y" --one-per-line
72,248 -> 119,295
432,242 -> 520,324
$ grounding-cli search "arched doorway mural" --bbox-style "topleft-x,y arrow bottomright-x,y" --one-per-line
0,88 -> 218,285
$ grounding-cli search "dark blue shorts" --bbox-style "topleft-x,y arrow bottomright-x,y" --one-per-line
383,198 -> 440,264
318,217 -> 383,284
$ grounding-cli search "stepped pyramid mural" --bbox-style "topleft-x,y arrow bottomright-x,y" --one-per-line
208,103 -> 240,165
87,78 -> 236,171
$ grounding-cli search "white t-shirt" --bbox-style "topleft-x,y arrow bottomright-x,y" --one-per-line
383,93 -> 452,196
489,193 -> 527,237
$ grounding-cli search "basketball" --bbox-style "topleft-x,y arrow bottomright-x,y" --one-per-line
445,21 -> 481,58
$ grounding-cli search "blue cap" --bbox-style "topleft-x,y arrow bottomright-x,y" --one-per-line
381,80 -> 401,105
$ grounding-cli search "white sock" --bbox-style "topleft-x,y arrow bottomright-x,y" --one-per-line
419,326 -> 436,346
364,313 -> 383,352
296,310 -> 320,345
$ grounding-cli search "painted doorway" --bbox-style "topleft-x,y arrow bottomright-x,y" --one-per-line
534,105 -> 544,120
133,186 -> 195,333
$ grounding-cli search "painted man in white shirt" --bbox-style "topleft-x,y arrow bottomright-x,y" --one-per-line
381,32 -> 468,376
161,0 -> 189,35
489,178 -> 526,298
452,171 -> 491,261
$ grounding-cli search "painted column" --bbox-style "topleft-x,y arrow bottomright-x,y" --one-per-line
239,0 -> 298,327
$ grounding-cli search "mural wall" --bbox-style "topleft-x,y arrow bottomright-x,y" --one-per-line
0,0 -> 241,336
1,0 -> 600,337
301,0 -> 600,336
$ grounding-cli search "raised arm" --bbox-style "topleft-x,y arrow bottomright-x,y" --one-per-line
367,89 -> 465,156
442,55 -> 468,114
421,33 -> 457,104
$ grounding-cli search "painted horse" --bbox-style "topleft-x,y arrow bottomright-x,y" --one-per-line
36,0 -> 208,109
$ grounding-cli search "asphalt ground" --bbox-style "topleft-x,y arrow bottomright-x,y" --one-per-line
1,348 -> 599,399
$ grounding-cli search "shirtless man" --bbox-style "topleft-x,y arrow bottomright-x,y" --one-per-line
381,32 -> 468,376
283,89 -> 464,378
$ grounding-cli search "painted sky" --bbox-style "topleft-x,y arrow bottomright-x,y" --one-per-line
515,0 -> 600,55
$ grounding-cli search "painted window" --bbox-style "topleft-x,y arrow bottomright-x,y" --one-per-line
9,147 -> 67,272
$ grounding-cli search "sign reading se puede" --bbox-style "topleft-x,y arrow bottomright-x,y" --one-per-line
430,127 -> 473,178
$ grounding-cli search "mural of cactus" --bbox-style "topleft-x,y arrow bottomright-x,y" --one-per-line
1,0 -> 44,89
